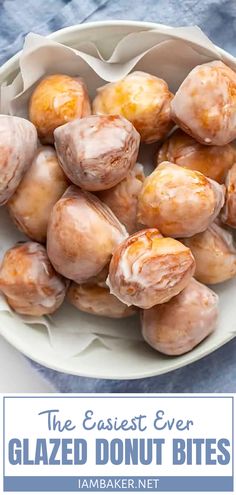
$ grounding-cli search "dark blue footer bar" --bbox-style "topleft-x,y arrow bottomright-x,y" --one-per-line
3,476 -> 234,492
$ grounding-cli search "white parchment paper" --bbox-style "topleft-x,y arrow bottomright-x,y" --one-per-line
0,26 -> 232,358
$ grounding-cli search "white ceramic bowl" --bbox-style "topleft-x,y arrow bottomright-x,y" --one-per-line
0,20 -> 236,379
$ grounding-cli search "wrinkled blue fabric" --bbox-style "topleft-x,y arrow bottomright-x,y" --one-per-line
0,0 -> 236,392
0,0 -> 236,65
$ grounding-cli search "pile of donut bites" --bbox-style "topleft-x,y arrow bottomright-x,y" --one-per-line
0,61 -> 236,358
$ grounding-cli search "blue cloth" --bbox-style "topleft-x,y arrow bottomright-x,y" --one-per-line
31,338 -> 236,392
0,0 -> 236,63
1,0 -> 236,392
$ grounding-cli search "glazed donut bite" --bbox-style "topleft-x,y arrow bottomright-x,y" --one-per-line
171,61 -> 236,146
0,115 -> 37,205
157,128 -> 236,183
54,114 -> 140,191
29,74 -> 91,144
221,163 -> 236,228
0,242 -> 67,316
183,222 -> 236,284
68,282 -> 135,318
107,229 -> 195,309
47,186 -> 127,283
142,278 -> 218,356
98,163 -> 145,233
8,146 -> 69,243
137,162 -> 225,237
93,71 -> 173,144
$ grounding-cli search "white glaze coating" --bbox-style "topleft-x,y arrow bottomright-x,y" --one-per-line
54,114 -> 140,191
8,146 -> 69,242
0,115 -> 37,204
157,128 -> 236,183
29,74 -> 91,144
0,242 -> 66,316
142,278 -> 218,355
93,71 -> 173,143
47,186 -> 128,283
137,162 -> 225,237
221,162 -> 236,228
171,61 -> 236,145
98,162 -> 145,233
183,222 -> 236,284
67,282 -> 135,318
107,229 -> 195,309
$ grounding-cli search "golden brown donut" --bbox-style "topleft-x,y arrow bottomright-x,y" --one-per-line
0,115 -> 37,205
171,61 -> 236,146
141,278 -> 218,356
221,163 -> 236,228
29,74 -> 91,143
8,146 -> 69,243
183,222 -> 236,284
93,71 -> 174,143
137,162 -> 225,237
107,229 -> 195,309
47,186 -> 127,283
54,114 -> 140,191
157,128 -> 236,183
97,163 -> 145,233
67,282 -> 135,318
0,242 -> 67,316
